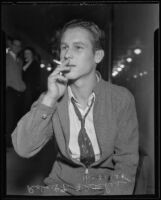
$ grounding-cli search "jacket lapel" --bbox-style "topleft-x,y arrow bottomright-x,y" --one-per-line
93,80 -> 105,160
92,79 -> 112,164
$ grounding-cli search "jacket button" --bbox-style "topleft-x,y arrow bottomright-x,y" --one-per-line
42,114 -> 47,119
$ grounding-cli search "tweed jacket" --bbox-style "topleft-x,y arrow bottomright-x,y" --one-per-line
12,79 -> 139,195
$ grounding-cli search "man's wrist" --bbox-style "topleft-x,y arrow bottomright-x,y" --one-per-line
41,93 -> 57,107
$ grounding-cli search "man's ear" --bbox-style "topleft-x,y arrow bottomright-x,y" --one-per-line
94,49 -> 104,64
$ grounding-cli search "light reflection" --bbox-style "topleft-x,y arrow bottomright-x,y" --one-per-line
126,57 -> 132,63
143,71 -> 148,75
40,63 -> 45,68
120,64 -> 125,69
134,48 -> 142,55
6,48 -> 10,53
47,66 -> 52,71
133,75 -> 138,79
117,67 -> 122,72
112,71 -> 118,77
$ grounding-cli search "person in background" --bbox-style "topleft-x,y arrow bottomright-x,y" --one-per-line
22,46 -> 42,113
12,19 -> 139,195
6,37 -> 26,148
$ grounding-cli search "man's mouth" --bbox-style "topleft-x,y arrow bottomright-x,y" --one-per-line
66,64 -> 76,67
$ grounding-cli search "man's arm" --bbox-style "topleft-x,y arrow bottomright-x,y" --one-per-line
11,93 -> 57,158
107,89 -> 139,195
12,58 -> 71,158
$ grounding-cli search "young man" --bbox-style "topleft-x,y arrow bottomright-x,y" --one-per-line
6,37 -> 26,148
12,19 -> 139,195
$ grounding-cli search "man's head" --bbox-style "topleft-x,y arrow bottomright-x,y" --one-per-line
59,19 -> 105,80
59,19 -> 105,52
10,38 -> 22,55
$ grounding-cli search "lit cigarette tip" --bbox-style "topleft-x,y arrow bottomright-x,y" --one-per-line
53,59 -> 62,65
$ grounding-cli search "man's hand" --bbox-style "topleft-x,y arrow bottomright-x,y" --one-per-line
42,59 -> 70,107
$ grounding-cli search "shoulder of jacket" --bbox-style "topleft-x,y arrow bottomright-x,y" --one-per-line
106,82 -> 134,104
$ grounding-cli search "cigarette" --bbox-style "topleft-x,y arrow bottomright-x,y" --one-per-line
53,59 -> 62,65
53,59 -> 63,76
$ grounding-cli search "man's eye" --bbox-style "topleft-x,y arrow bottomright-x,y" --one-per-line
61,46 -> 67,50
75,46 -> 83,50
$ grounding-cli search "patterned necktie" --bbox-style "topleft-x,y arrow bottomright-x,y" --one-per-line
71,97 -> 95,167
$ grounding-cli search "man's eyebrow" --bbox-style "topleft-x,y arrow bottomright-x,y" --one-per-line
73,42 -> 86,46
60,41 -> 87,46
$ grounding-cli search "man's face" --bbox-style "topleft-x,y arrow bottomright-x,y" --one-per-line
60,27 -> 98,80
11,40 -> 22,55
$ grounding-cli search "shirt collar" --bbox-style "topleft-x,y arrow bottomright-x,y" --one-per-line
68,86 -> 95,108
96,71 -> 101,82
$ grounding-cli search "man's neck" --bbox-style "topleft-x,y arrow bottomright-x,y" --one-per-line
70,72 -> 97,107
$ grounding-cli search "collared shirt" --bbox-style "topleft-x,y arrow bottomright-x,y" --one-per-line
68,75 -> 101,162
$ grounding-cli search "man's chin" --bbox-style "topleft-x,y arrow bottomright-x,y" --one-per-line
65,73 -> 76,80
66,74 -> 79,84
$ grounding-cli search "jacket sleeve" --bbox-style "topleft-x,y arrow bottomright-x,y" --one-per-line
107,89 -> 139,195
11,93 -> 57,158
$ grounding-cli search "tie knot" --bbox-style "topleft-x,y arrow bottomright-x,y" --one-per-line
71,97 -> 94,123
81,118 -> 85,126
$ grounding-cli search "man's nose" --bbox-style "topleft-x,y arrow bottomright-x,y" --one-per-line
64,48 -> 73,59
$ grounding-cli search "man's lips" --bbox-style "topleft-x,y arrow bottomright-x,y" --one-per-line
66,64 -> 76,67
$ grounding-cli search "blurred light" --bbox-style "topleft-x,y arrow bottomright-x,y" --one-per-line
143,71 -> 148,75
47,66 -> 52,71
133,75 -> 138,78
120,64 -> 125,69
134,48 -> 142,55
6,48 -> 10,53
126,57 -> 133,63
40,63 -> 45,68
117,67 -> 122,72
112,71 -> 118,77
139,72 -> 143,76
